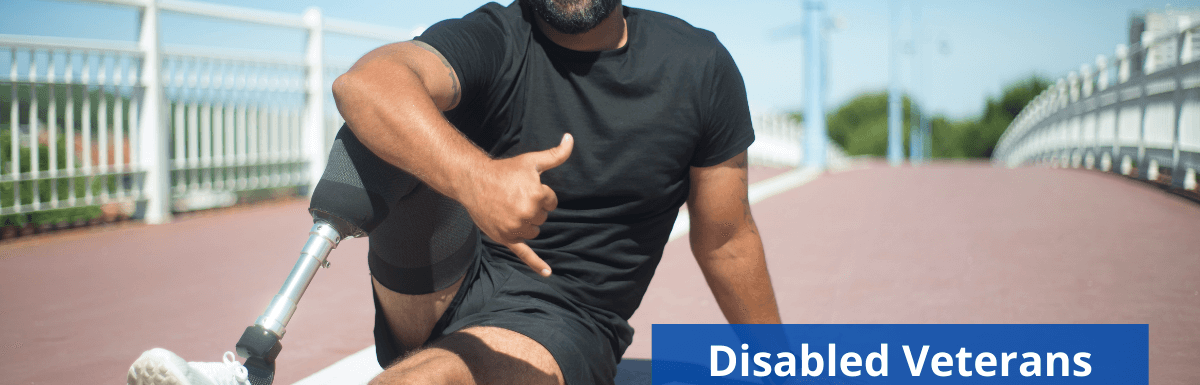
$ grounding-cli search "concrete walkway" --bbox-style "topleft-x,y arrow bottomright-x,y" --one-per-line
1,163 -> 1197,384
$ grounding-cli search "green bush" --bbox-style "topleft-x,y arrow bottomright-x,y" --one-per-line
0,127 -> 105,228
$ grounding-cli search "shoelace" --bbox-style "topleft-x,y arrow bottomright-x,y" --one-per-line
222,351 -> 249,383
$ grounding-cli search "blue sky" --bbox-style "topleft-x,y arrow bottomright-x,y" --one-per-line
1,0 -> 1190,118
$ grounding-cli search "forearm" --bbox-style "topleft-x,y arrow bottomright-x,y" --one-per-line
331,42 -> 486,202
692,227 -> 781,324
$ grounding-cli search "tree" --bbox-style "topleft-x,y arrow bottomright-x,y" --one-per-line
808,75 -> 1050,159
961,76 -> 1051,158
822,92 -> 913,157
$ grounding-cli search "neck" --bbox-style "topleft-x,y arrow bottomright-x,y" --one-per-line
535,3 -> 627,52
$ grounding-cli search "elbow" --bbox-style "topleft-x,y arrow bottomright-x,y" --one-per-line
690,221 -> 737,250
331,71 -> 359,105
690,223 -> 761,260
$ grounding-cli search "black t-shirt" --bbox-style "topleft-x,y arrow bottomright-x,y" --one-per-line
416,1 -> 753,329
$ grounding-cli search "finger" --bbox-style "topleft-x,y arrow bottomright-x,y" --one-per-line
502,223 -> 538,242
506,242 -> 551,277
521,223 -> 541,239
530,209 -> 549,226
534,133 -> 574,172
540,184 -> 558,212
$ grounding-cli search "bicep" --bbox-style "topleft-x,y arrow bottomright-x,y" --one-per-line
342,41 -> 461,111
687,151 -> 753,250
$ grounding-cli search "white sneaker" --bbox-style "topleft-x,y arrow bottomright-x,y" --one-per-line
127,348 -> 250,385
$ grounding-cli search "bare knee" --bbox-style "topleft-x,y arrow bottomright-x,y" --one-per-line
369,348 -> 473,385
369,327 -> 563,385
437,327 -> 564,385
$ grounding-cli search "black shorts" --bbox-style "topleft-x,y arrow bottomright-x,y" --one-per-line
372,243 -> 620,385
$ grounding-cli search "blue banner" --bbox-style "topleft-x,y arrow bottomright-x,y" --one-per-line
651,324 -> 1147,384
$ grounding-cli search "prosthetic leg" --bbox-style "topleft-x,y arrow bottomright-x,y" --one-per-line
234,124 -> 415,385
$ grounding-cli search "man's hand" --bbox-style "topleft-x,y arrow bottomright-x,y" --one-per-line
461,134 -> 574,277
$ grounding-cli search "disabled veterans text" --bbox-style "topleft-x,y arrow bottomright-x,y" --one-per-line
710,344 -> 1092,378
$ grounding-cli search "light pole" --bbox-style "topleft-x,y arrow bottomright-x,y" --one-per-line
909,0 -> 922,165
803,0 -> 828,170
887,0 -> 904,166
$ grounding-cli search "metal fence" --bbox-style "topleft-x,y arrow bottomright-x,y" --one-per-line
994,18 -> 1200,191
0,0 -> 408,225
2,0 -> 814,228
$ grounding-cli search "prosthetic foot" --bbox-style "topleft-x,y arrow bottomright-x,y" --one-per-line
128,349 -> 250,385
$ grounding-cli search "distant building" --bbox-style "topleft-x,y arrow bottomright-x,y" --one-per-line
1129,7 -> 1200,74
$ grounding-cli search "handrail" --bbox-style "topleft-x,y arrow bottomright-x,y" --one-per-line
159,0 -> 306,30
0,34 -> 143,55
324,18 -> 413,41
161,45 -> 305,68
57,0 -> 411,41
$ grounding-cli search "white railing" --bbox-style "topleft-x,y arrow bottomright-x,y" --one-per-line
1,0 -> 409,225
2,35 -> 145,225
748,113 -> 848,169
994,18 -> 1200,191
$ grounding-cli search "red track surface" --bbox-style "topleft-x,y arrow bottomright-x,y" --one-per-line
2,163 -> 1198,384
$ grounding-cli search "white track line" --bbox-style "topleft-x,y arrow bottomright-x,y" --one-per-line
291,166 -> 826,384
291,345 -> 382,385
667,166 -> 822,242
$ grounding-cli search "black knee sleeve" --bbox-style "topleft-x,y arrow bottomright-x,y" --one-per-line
310,124 -> 477,295
366,182 -> 479,294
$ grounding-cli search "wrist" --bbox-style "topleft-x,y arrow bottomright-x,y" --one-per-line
444,153 -> 494,207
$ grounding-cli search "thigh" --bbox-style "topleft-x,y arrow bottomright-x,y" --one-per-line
374,274 -> 464,353
369,326 -> 564,385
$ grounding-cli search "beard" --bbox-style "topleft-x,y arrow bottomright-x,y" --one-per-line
521,0 -> 621,35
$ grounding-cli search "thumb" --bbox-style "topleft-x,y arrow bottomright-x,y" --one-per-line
534,133 -> 574,172
506,241 -> 552,277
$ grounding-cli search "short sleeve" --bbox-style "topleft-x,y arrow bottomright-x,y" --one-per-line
413,3 -> 513,112
690,42 -> 755,167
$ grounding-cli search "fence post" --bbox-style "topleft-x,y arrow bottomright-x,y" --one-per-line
1068,71 -> 1080,102
1172,17 -> 1190,188
1067,71 -> 1081,167
1080,65 -> 1094,98
1116,45 -> 1129,83
1081,65 -> 1096,169
303,7 -> 325,195
1181,18 -> 1194,65
1141,31 -> 1156,75
1095,55 -> 1108,91
138,0 -> 171,224
1137,33 -> 1153,179
1056,78 -> 1067,109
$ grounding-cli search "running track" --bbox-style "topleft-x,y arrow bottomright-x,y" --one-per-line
2,162 -> 1198,384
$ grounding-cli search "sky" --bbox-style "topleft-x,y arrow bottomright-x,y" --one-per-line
1,0 -> 1193,119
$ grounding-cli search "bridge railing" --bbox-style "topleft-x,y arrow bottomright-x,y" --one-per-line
747,113 -> 848,168
0,0 -> 408,225
994,18 -> 1200,191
